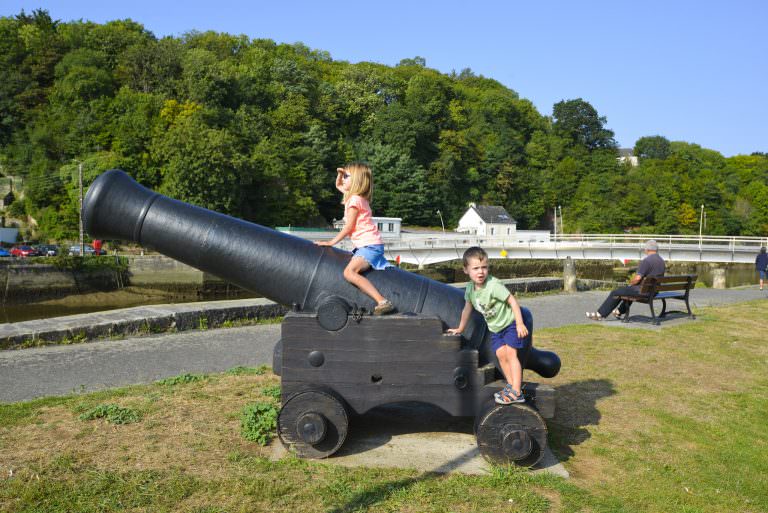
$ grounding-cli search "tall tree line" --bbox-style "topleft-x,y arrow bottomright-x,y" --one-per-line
1,10 -> 766,241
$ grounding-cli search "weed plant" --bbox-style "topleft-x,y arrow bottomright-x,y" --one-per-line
240,402 -> 278,445
78,404 -> 140,425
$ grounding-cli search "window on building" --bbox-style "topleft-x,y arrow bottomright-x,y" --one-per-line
377,223 -> 383,231
507,228 -> 511,235
491,227 -> 495,235
388,223 -> 394,232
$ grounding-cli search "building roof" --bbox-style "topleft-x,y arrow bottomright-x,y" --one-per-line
618,148 -> 634,157
472,205 -> 516,224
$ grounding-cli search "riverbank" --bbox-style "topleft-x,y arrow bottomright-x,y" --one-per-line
0,298 -> 286,350
2,280 -> 765,350
0,276 -> 619,348
0,255 -> 760,324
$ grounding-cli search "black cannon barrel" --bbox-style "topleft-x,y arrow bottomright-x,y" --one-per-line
83,169 -> 560,377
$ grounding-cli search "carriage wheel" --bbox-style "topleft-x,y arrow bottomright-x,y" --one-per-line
278,390 -> 349,459
475,400 -> 548,467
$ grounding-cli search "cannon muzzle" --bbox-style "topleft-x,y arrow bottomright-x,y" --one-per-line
84,169 -> 560,377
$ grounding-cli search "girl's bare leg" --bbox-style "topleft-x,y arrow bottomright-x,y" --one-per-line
344,257 -> 386,304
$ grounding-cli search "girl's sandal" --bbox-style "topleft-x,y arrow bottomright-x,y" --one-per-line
585,312 -> 603,321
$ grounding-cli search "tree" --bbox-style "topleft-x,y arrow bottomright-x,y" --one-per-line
634,135 -> 671,160
153,112 -> 241,215
552,98 -> 617,151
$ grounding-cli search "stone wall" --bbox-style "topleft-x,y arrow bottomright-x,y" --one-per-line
0,264 -> 122,303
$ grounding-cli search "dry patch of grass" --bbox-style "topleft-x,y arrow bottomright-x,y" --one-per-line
0,371 -> 278,483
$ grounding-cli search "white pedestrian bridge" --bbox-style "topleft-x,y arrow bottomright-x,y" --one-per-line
379,234 -> 768,267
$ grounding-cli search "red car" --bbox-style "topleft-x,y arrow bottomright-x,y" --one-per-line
10,245 -> 40,257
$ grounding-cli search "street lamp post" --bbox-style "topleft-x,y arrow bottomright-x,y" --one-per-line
699,204 -> 704,247
436,210 -> 445,233
79,162 -> 84,256
553,207 -> 557,243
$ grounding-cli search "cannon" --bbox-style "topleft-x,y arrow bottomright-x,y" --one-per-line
84,169 -> 561,466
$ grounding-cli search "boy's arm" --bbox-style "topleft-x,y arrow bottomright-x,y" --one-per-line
446,300 -> 474,335
316,207 -> 357,246
506,294 -> 529,338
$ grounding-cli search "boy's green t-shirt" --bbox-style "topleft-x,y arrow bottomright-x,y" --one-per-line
464,275 -> 515,333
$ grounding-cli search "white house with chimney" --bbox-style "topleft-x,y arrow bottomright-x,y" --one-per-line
455,203 -> 550,242
456,203 -> 516,236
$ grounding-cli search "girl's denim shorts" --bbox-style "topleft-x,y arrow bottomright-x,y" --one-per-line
352,244 -> 392,270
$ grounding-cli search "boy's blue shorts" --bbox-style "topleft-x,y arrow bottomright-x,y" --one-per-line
491,321 -> 525,352
760,270 -> 767,280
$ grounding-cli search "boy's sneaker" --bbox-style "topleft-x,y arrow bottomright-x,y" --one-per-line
373,300 -> 395,315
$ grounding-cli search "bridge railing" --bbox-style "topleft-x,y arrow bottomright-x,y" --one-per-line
384,233 -> 768,252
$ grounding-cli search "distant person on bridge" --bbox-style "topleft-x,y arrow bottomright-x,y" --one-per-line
756,247 -> 768,291
586,240 -> 666,321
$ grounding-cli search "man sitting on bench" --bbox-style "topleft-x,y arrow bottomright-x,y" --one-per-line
586,240 -> 666,321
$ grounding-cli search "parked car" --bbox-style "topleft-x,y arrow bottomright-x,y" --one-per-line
36,244 -> 59,256
10,245 -> 40,257
0,248 -> 10,257
68,244 -> 105,256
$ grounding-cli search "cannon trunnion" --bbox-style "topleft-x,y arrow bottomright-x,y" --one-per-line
276,311 -> 555,466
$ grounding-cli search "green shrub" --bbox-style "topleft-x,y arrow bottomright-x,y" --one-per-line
261,384 -> 282,401
226,365 -> 269,376
79,404 -> 140,424
156,373 -> 204,386
240,402 -> 278,445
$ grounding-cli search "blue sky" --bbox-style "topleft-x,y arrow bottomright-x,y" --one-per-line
4,0 -> 766,156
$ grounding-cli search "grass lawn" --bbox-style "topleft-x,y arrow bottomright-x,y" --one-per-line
1,301 -> 766,512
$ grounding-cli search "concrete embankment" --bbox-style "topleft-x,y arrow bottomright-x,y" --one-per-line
0,263 -> 123,303
0,298 -> 286,349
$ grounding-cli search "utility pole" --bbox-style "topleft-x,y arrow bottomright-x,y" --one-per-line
558,205 -> 563,235
699,204 -> 704,244
79,162 -> 84,256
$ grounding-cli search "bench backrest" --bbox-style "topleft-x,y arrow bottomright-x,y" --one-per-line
639,275 -> 697,295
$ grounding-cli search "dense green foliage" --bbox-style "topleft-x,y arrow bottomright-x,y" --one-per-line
78,403 -> 140,424
240,401 -> 278,446
1,10 -> 767,239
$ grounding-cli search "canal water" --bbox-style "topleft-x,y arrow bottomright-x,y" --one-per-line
0,261 -> 759,324
0,287 -> 255,324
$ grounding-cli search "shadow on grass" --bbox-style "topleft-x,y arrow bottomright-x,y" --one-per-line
548,379 -> 616,462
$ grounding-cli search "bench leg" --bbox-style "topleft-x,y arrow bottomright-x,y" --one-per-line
622,301 -> 632,322
660,298 -> 668,318
649,301 -> 660,325
685,297 -> 696,319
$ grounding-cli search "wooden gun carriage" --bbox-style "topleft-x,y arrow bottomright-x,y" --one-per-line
84,169 -> 562,466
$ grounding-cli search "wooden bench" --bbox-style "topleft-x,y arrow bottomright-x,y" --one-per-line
616,274 -> 697,325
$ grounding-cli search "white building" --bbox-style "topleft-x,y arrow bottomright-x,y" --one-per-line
618,148 -> 639,166
456,204 -> 516,237
332,216 -> 401,239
